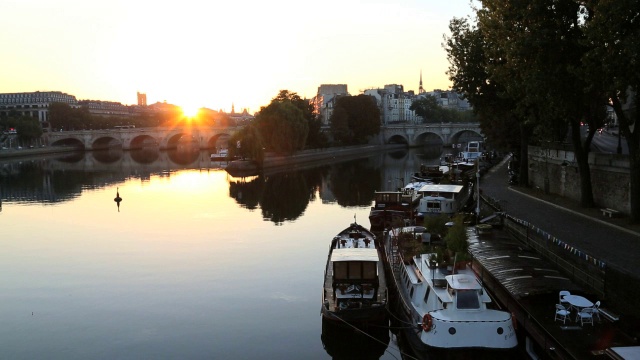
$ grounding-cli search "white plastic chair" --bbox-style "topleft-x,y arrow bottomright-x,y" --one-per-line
577,308 -> 594,326
592,301 -> 601,321
559,290 -> 571,308
555,304 -> 570,324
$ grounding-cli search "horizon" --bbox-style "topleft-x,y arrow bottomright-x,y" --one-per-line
0,1 -> 476,114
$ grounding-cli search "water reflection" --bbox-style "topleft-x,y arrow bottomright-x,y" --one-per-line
321,318 -> 390,359
0,145 -> 451,221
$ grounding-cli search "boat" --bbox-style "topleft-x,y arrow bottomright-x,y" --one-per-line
210,148 -> 232,161
321,222 -> 388,324
383,226 -> 518,359
412,164 -> 445,183
369,187 -> 421,231
414,183 -> 473,222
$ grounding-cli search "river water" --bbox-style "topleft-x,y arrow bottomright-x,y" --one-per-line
0,146 -> 458,359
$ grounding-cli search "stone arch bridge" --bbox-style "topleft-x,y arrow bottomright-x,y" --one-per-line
379,123 -> 483,147
44,126 -> 240,150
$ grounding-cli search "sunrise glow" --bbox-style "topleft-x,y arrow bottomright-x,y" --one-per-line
0,1 -> 475,111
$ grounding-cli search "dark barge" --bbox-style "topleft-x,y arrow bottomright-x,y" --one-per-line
467,226 -> 637,359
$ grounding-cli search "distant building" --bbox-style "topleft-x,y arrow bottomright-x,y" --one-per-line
228,103 -> 254,125
137,92 -> 147,106
363,84 -> 419,125
311,84 -> 349,126
0,91 -> 78,128
78,100 -> 131,118
422,90 -> 471,111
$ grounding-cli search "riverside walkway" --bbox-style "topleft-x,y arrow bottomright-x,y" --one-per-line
480,155 -> 640,279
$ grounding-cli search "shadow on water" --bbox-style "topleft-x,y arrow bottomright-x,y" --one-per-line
321,317 -> 391,360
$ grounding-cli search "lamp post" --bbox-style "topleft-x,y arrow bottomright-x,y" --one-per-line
617,127 -> 622,154
476,162 -> 481,221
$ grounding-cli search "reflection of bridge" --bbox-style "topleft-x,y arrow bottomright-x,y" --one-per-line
44,126 -> 241,150
380,123 -> 482,146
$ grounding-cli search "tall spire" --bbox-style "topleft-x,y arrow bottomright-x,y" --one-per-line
419,70 -> 425,94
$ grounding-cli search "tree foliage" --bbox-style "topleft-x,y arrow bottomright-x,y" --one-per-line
445,1 -> 640,209
228,124 -> 264,163
410,95 -> 476,123
329,95 -> 381,145
254,91 -> 309,154
582,0 -> 640,222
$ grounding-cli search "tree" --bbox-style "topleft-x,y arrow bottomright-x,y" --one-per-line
410,96 -> 441,122
255,99 -> 308,154
329,95 -> 381,145
445,15 -> 524,175
16,116 -> 43,141
469,0 -> 607,206
269,90 -> 327,149
583,0 -> 640,222
228,124 -> 264,164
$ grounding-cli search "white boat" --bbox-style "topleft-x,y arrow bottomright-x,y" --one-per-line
384,226 -> 518,358
414,183 -> 473,220
210,148 -> 230,161
321,222 -> 388,324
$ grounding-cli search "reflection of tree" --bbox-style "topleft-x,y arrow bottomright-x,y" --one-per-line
228,176 -> 264,210
328,159 -> 379,207
260,172 -> 311,225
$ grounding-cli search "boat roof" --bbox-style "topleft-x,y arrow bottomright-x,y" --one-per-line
446,274 -> 482,290
418,184 -> 464,193
331,248 -> 379,262
468,236 -> 582,299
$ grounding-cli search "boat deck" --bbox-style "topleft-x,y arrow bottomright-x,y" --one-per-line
468,228 -> 636,359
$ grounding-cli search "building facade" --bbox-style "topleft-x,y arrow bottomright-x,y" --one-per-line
311,84 -> 349,126
0,91 -> 78,123
364,84 -> 420,125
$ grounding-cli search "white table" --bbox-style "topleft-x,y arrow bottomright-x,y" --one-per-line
564,295 -> 594,309
564,295 -> 594,321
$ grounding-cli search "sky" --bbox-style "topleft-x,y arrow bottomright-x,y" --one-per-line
1,0 -> 477,115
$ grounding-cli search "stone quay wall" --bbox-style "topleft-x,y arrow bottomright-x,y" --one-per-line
527,146 -> 631,214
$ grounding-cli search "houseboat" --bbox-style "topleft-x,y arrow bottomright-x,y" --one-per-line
414,183 -> 473,221
369,187 -> 421,231
383,226 -> 518,359
321,222 -> 388,324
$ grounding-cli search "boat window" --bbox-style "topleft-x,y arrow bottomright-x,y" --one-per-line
334,262 -> 348,280
409,286 -> 414,298
423,287 -> 431,303
456,290 -> 480,309
362,262 -> 376,279
348,262 -> 362,279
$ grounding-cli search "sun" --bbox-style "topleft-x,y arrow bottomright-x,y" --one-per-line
181,105 -> 201,118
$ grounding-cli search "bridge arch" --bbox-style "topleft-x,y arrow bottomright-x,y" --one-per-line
50,137 -> 85,150
414,131 -> 445,146
387,134 -> 409,145
449,129 -> 484,147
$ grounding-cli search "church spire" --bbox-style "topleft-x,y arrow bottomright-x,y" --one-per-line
419,70 -> 425,94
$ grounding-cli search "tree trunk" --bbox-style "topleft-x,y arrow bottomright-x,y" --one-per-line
569,120 -> 595,207
611,94 -> 639,223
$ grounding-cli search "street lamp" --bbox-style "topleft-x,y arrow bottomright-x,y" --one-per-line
476,162 -> 481,220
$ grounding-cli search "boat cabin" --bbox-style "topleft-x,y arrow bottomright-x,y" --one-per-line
415,184 -> 466,216
330,235 -> 380,308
